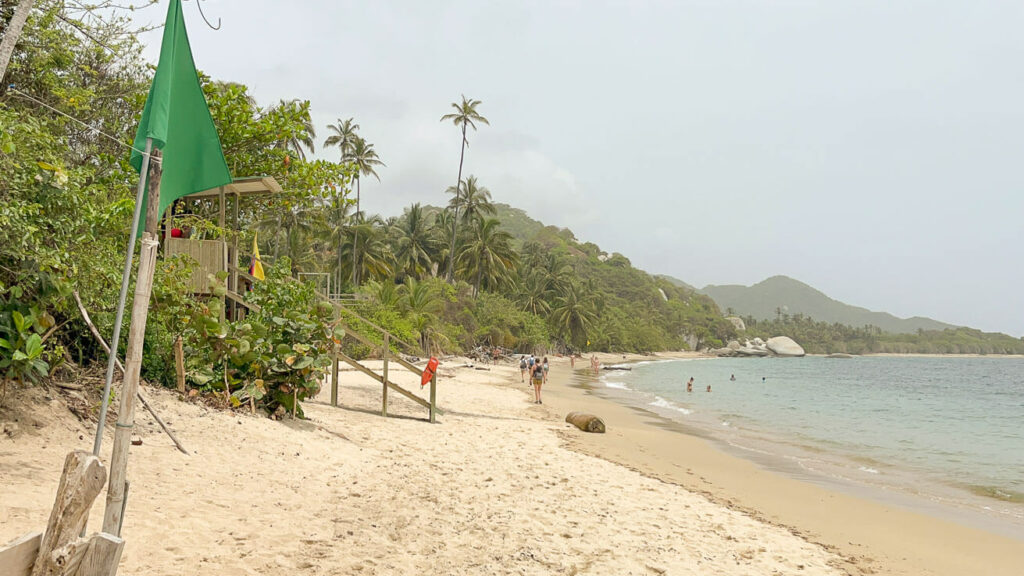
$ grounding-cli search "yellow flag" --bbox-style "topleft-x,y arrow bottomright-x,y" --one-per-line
249,232 -> 265,281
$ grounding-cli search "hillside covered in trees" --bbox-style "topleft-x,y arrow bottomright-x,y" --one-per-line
700,275 -> 957,334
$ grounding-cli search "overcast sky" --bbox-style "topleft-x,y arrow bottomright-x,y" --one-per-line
137,1 -> 1024,336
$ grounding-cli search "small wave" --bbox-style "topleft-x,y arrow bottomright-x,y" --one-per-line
858,466 -> 880,475
649,396 -> 692,415
604,381 -> 630,390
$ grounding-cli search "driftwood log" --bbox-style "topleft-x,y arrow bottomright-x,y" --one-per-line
565,412 -> 606,433
31,451 -> 106,576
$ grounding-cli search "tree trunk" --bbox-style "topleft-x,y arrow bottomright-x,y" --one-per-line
0,0 -> 35,86
352,176 -> 360,287
446,123 -> 467,282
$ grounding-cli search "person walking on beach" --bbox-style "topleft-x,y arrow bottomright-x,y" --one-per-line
519,356 -> 528,382
531,360 -> 545,403
687,377 -> 694,392
542,356 -> 550,384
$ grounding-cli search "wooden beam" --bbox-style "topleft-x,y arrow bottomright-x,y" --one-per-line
0,532 -> 41,576
101,234 -> 160,535
330,346 -> 339,408
174,336 -> 185,394
336,352 -> 431,410
75,533 -> 124,576
381,333 -> 389,417
224,289 -> 261,312
32,451 -> 106,576
429,372 -> 437,424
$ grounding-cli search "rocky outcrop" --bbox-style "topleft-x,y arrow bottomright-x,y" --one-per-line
727,340 -> 741,350
725,316 -> 746,331
765,336 -> 805,357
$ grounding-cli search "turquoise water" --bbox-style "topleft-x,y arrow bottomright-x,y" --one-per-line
597,356 -> 1024,530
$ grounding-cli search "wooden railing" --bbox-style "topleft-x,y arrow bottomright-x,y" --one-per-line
226,264 -> 439,422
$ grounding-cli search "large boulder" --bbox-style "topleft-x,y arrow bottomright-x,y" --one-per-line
766,336 -> 805,357
727,340 -> 741,350
725,316 -> 746,331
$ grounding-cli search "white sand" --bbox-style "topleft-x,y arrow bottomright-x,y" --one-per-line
1,359 -> 842,575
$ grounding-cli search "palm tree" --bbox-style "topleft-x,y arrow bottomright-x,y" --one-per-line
551,282 -> 598,348
517,272 -> 552,316
276,99 -> 316,161
400,278 -> 444,352
394,203 -> 438,280
440,94 -> 489,281
456,217 -> 517,296
349,214 -> 393,285
323,117 -> 362,286
323,117 -> 361,156
347,136 -> 384,286
446,175 -> 496,225
324,196 -> 355,292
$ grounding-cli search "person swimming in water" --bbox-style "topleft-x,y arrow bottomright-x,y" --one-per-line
686,377 -> 694,392
730,374 -> 736,381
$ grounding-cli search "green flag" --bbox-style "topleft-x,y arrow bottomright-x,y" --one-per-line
130,0 -> 231,232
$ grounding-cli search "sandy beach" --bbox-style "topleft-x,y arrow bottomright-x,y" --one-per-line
1,353 -> 1021,574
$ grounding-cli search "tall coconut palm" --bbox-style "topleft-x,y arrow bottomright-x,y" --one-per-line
347,136 -> 384,286
394,203 -> 438,280
323,117 -> 361,156
456,217 -> 517,296
440,94 -> 489,281
323,117 -> 362,287
551,282 -> 598,348
446,175 -> 496,225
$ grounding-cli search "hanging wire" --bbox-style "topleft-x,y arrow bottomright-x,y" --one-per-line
188,0 -> 222,31
4,85 -> 159,161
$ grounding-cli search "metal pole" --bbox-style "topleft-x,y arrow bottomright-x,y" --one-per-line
93,138 -> 152,456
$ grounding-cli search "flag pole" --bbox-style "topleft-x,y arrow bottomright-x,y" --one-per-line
102,147 -> 163,535
92,137 -> 153,457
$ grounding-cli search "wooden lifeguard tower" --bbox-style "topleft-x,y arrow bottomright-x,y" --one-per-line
162,176 -> 281,315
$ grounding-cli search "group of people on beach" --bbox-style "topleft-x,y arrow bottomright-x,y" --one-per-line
519,355 -> 549,404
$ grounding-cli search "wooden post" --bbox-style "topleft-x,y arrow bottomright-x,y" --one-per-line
330,345 -> 339,408
32,451 -> 107,576
381,333 -> 389,417
173,336 -> 185,394
76,533 -> 125,576
101,152 -> 162,536
429,371 -> 437,424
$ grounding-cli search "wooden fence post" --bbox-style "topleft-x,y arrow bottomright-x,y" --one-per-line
173,336 -> 185,394
429,371 -> 437,424
330,345 -> 339,408
381,333 -> 389,417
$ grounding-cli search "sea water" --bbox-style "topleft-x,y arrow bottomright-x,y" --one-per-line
594,356 -> 1024,535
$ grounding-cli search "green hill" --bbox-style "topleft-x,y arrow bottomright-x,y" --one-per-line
699,275 -> 957,334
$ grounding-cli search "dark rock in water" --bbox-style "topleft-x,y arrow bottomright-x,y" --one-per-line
602,365 -> 632,371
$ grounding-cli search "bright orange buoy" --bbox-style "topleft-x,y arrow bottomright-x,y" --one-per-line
421,356 -> 439,387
